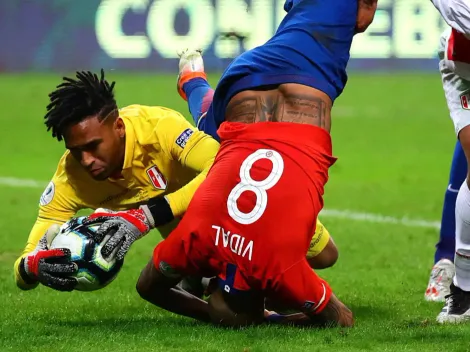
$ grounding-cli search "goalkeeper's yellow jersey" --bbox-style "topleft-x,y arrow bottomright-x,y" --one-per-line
14,104 -> 220,290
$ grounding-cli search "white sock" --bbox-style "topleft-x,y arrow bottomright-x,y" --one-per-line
454,180 -> 470,291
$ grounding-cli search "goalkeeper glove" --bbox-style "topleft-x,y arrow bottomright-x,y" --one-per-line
85,196 -> 174,261
20,224 -> 78,292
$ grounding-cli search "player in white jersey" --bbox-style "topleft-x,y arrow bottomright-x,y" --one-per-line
431,0 -> 470,323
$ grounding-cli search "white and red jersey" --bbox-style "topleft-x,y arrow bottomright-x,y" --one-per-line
442,28 -> 470,80
433,0 -> 470,79
433,0 -> 470,135
432,0 -> 470,36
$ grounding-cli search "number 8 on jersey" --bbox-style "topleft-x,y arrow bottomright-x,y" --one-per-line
227,149 -> 284,225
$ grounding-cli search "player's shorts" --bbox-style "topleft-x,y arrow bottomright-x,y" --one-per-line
153,121 -> 336,313
438,28 -> 470,135
198,0 -> 357,140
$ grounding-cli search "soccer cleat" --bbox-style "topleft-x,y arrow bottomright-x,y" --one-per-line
177,49 -> 207,101
425,258 -> 455,302
437,283 -> 470,323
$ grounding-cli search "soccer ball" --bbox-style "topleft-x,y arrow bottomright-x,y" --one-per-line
49,217 -> 124,291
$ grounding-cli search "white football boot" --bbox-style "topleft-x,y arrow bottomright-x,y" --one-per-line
424,258 -> 455,302
177,49 -> 207,101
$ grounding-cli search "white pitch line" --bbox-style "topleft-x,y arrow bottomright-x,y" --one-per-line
0,176 -> 441,230
0,177 -> 46,188
320,209 -> 440,229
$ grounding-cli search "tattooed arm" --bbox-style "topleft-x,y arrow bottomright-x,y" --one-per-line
356,0 -> 378,33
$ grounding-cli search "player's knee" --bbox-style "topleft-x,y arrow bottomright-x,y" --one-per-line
322,242 -> 339,268
136,260 -> 158,301
136,274 -> 151,301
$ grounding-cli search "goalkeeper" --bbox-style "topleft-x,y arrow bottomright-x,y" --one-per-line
14,70 -> 219,292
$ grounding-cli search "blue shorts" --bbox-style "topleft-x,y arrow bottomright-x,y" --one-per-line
198,0 -> 357,141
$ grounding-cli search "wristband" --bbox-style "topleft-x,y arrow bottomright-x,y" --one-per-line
142,196 -> 174,227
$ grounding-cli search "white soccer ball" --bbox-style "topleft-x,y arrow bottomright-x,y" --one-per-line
49,217 -> 124,291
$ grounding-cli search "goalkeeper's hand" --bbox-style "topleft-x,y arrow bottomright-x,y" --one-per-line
84,207 -> 155,261
20,224 -> 78,292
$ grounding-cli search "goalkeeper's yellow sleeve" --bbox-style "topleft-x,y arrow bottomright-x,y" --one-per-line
14,218 -> 66,290
152,107 -> 219,217
306,218 -> 331,258
14,159 -> 82,290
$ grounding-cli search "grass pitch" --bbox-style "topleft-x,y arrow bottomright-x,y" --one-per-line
1,72 -> 469,351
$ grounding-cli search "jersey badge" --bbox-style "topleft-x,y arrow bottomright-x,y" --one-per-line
460,90 -> 470,110
39,181 -> 55,206
175,128 -> 194,149
146,166 -> 167,190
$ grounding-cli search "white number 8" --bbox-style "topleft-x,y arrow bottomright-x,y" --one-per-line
227,149 -> 284,225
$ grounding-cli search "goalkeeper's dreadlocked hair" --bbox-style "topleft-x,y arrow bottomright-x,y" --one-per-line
45,69 -> 117,141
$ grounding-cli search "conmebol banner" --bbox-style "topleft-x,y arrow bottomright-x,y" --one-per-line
0,0 -> 448,72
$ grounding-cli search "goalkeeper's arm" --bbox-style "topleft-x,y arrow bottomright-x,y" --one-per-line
14,217 -> 66,290
15,172 -> 81,290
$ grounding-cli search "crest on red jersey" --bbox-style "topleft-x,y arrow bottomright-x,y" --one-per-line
460,90 -> 470,110
146,166 -> 167,190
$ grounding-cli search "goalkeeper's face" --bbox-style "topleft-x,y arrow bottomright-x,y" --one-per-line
64,115 -> 126,181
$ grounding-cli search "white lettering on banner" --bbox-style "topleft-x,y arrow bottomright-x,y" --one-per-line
95,0 -> 450,60
351,0 -> 447,58
96,0 -> 151,59
393,0 -> 444,58
147,0 -> 214,58
351,0 -> 393,58
214,0 -> 272,58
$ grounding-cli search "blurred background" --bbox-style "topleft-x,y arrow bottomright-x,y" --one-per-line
0,0 -> 449,71
2,1 -> 468,351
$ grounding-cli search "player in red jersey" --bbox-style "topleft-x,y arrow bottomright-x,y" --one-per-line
141,119 -> 349,327
88,0 -> 376,327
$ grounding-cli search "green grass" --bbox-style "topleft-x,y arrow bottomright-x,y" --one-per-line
1,72 -> 469,351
